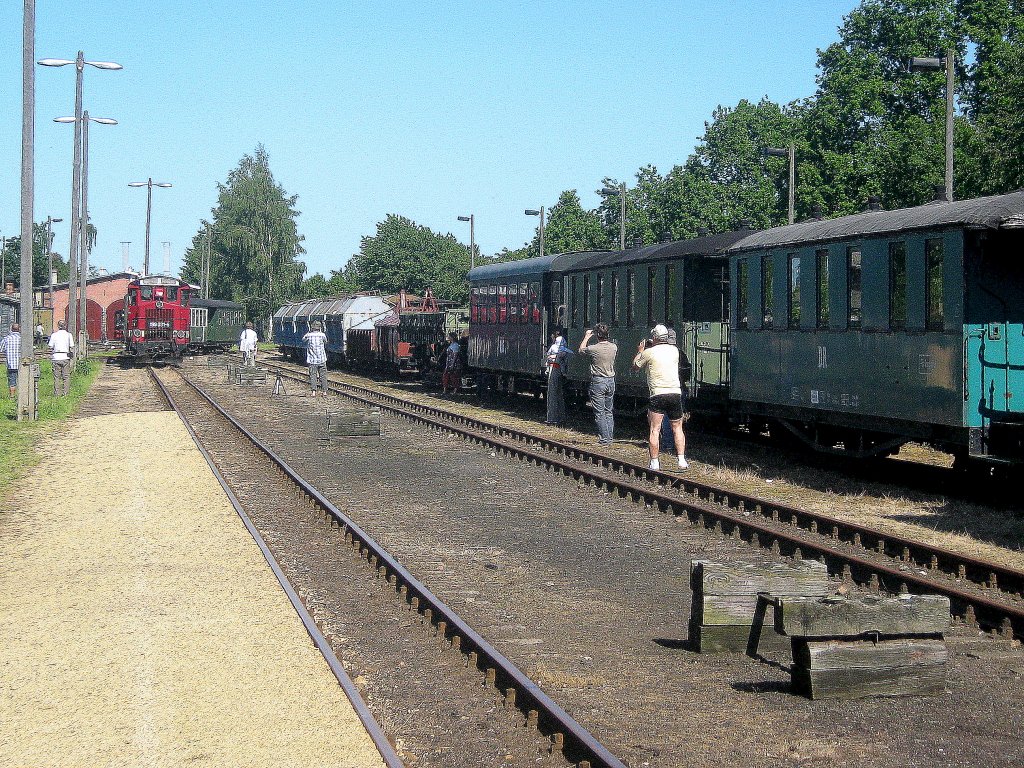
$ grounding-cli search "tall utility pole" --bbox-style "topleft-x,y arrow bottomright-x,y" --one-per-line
18,0 -> 37,421
66,53 -> 83,346
600,183 -> 627,249
525,207 -> 545,257
128,177 -> 172,274
44,215 -> 62,308
458,214 -> 475,269
204,223 -> 212,298
78,112 -> 91,355
908,49 -> 955,201
762,144 -> 796,224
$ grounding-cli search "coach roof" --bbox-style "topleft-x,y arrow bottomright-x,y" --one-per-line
729,189 -> 1024,253
467,250 -> 614,282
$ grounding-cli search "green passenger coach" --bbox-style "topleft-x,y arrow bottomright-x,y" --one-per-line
726,190 -> 1024,466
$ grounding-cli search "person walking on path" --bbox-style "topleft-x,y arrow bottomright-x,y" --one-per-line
1,324 -> 21,398
578,322 -> 617,445
34,322 -> 43,346
441,332 -> 462,395
544,328 -> 567,426
48,320 -> 75,398
239,322 -> 259,366
633,323 -> 687,471
303,320 -> 329,396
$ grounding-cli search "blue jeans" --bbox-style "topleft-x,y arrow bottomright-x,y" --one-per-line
589,376 -> 615,443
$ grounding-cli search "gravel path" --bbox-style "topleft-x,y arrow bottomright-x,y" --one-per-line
0,369 -> 386,768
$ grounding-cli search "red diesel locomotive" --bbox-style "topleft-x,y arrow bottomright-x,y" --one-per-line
122,275 -> 192,360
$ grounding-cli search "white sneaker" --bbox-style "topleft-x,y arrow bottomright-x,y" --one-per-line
678,457 -> 689,470
649,458 -> 660,471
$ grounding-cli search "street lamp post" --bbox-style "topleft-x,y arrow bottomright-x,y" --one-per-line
600,183 -> 627,250
525,207 -> 545,257
18,0 -> 36,420
44,215 -> 62,308
128,178 -> 172,274
457,214 -> 475,269
762,143 -> 796,224
908,49 -> 955,202
39,51 -> 121,347
56,113 -> 116,355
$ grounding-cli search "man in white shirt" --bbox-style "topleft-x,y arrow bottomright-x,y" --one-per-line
48,320 -> 75,397
633,323 -> 687,471
239,322 -> 258,366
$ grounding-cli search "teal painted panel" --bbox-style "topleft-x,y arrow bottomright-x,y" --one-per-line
861,238 -> 889,331
964,323 -> 1024,427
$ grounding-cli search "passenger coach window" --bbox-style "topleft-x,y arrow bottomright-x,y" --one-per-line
888,242 -> 907,329
925,238 -> 944,330
816,249 -> 829,328
847,247 -> 862,328
530,282 -> 540,323
498,285 -> 508,324
736,259 -> 749,329
596,273 -> 605,323
611,273 -> 620,325
627,269 -> 636,326
788,254 -> 801,328
665,265 -> 675,326
647,266 -> 657,325
570,276 -> 579,327
583,275 -> 592,327
761,255 -> 774,328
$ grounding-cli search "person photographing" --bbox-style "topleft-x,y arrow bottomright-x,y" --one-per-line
632,324 -> 687,471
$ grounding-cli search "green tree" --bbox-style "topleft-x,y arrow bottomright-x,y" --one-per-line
346,215 -> 471,303
535,190 -> 610,256
0,223 -> 70,290
181,145 -> 306,319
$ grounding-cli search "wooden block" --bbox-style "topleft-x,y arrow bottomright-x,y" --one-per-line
792,638 -> 947,699
326,409 -> 381,437
689,619 -> 791,656
777,594 -> 950,639
690,559 -> 829,597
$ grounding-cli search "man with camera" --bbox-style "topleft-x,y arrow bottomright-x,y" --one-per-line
578,323 -> 617,445
632,323 -> 687,471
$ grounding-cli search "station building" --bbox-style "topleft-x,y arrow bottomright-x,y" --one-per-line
33,271 -> 138,341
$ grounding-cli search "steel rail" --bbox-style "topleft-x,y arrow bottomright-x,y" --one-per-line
148,368 -> 406,768
263,360 -> 1024,601
260,360 -> 1024,642
170,366 -> 626,768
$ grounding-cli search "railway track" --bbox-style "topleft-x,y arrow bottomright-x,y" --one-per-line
259,357 -> 1024,643
150,365 -> 625,768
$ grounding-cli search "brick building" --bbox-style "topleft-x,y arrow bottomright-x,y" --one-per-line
34,271 -> 138,341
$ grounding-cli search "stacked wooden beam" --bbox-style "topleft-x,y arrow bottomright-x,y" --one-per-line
235,367 -> 268,386
776,594 -> 950,699
688,559 -> 829,654
324,407 -> 381,439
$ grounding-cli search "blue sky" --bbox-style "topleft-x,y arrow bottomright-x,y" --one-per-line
1,1 -> 856,281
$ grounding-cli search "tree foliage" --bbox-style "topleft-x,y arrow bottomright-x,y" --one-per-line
181,145 -> 305,319
0,223 -> 70,291
345,215 -> 472,304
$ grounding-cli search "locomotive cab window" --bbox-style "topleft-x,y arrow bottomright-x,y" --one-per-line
888,241 -> 907,329
761,254 -> 774,328
736,259 -> 749,329
925,238 -> 944,330
165,286 -> 178,302
140,286 -> 154,301
847,247 -> 862,328
788,253 -> 801,328
816,249 -> 829,328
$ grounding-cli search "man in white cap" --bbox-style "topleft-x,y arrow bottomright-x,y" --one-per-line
632,323 -> 688,471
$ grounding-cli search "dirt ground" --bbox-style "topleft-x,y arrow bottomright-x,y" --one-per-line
194,362 -> 1024,768
0,365 -> 385,768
